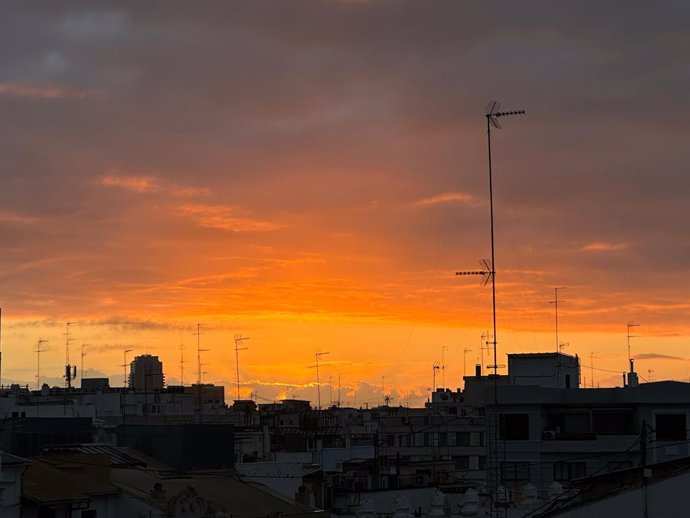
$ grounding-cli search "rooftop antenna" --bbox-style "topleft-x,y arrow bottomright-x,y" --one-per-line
179,329 -> 185,386
441,345 -> 448,388
549,287 -> 567,353
36,338 -> 48,390
590,352 -> 596,388
123,348 -> 132,387
463,347 -> 472,383
381,375 -> 386,406
432,362 -> 440,392
193,323 -> 207,385
486,100 -> 525,518
312,350 -> 329,410
234,334 -> 250,401
647,369 -> 654,383
64,322 -> 77,389
81,344 -> 88,387
627,321 -> 640,364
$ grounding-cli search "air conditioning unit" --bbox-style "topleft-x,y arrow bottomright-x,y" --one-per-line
543,430 -> 557,440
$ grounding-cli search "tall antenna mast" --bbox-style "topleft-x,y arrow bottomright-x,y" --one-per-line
485,101 -> 525,375
81,344 -> 88,387
123,349 -> 132,388
441,345 -> 447,388
432,362 -> 440,392
627,321 -> 640,364
463,348 -> 471,383
36,338 -> 48,390
550,287 -> 566,387
485,100 -> 525,518
179,329 -> 185,386
64,322 -> 77,389
234,334 -> 250,401
550,287 -> 567,352
193,323 -> 207,384
314,350 -> 329,410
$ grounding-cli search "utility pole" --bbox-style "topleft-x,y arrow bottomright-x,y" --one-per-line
234,334 -> 250,401
432,363 -> 440,392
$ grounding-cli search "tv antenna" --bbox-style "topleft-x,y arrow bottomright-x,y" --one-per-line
549,287 -> 567,353
81,344 -> 88,386
432,362 -> 441,392
179,329 -> 185,386
456,259 -> 493,286
123,349 -> 132,388
193,323 -> 208,384
234,334 -> 250,401
64,322 -> 77,389
486,100 -> 525,518
463,348 -> 472,381
36,338 -> 48,390
627,321 -> 640,363
309,350 -> 329,410
441,345 -> 448,388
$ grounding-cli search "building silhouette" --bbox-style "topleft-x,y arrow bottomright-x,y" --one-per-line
128,354 -> 165,392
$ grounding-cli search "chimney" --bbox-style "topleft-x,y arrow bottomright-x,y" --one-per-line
475,364 -> 482,377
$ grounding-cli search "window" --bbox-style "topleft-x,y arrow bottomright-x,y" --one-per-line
456,432 -> 470,446
593,409 -> 634,435
499,414 -> 529,440
456,456 -> 470,470
607,461 -> 633,472
656,414 -> 686,441
553,461 -> 586,481
501,461 -> 530,482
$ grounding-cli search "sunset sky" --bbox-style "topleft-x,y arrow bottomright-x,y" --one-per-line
1,1 -> 689,406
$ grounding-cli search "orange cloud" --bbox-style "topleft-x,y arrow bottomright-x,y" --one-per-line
0,211 -> 38,224
414,192 -> 476,207
178,203 -> 283,232
582,242 -> 628,252
98,174 -> 160,193
0,82 -> 105,99
97,173 -> 210,197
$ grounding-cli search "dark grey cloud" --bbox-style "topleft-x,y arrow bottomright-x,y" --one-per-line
635,353 -> 688,362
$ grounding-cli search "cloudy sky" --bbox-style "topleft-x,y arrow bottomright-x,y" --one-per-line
1,1 -> 689,404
